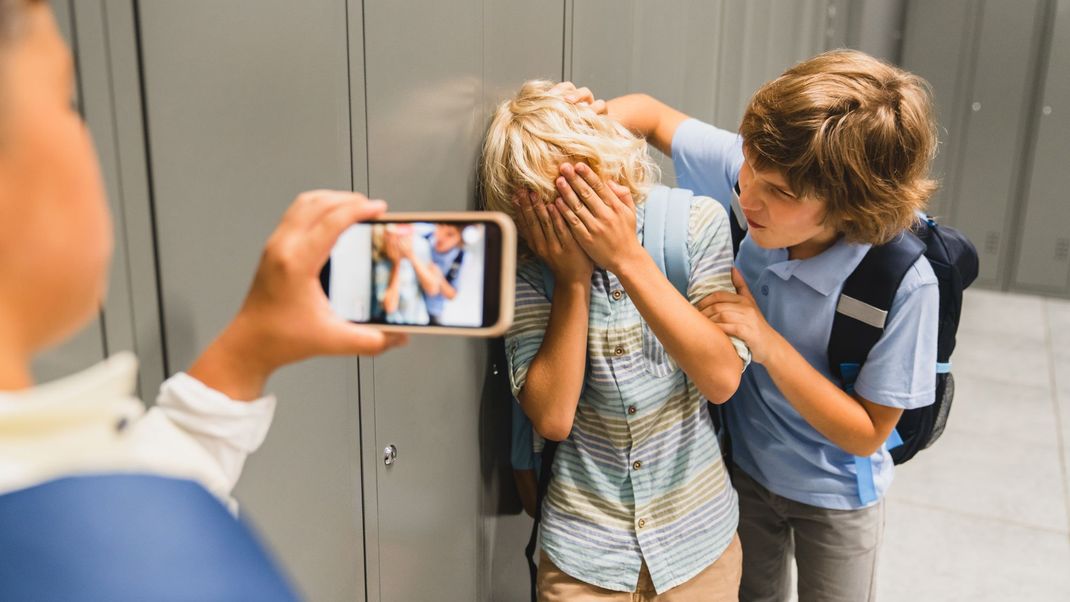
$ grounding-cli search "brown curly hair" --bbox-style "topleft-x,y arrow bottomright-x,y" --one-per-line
740,50 -> 938,245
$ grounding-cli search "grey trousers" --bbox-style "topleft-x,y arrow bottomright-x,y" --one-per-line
733,467 -> 885,602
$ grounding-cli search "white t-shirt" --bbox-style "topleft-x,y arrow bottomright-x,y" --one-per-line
0,352 -> 276,511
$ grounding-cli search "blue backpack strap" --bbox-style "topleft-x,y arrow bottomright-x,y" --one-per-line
643,185 -> 671,278
642,185 -> 691,298
828,231 -> 925,505
663,188 -> 693,297
0,474 -> 298,602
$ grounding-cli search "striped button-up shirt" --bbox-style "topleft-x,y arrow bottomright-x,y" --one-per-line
506,195 -> 750,593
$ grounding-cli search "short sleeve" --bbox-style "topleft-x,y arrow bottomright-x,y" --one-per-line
671,118 -> 745,214
685,197 -> 751,367
853,257 -> 940,409
504,263 -> 552,398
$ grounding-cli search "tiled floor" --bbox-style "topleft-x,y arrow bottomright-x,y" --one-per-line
877,288 -> 1070,601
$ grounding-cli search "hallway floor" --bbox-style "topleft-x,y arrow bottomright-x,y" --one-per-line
877,288 -> 1070,600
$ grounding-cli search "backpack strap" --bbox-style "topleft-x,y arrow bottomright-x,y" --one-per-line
828,230 -> 925,505
642,185 -> 692,298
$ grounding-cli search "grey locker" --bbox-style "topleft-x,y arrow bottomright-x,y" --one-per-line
481,2 -> 567,599
900,0 -> 980,222
569,0 -> 831,187
1013,0 -> 1070,294
136,2 -> 364,599
950,0 -> 1046,286
359,0 -> 563,598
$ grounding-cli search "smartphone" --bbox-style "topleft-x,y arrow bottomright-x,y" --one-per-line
321,212 -> 516,336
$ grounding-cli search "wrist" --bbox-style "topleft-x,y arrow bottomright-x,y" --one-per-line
188,316 -> 276,401
609,246 -> 654,286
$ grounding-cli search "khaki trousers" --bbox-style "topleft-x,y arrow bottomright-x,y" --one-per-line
734,467 -> 884,602
537,533 -> 743,601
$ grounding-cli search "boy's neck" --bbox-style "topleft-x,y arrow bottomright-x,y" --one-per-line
787,228 -> 840,261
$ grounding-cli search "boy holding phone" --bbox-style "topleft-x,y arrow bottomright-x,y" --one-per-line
0,0 -> 404,587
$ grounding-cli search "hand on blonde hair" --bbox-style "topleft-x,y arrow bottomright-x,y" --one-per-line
549,81 -> 607,115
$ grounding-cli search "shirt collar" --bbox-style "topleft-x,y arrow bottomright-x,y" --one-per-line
0,352 -> 142,433
765,237 -> 871,296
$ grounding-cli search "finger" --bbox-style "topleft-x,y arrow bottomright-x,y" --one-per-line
710,309 -> 747,326
533,197 -> 561,253
590,99 -> 608,115
566,86 -> 595,105
549,81 -> 578,97
324,321 -> 409,356
696,291 -> 741,310
284,190 -> 368,230
608,180 -> 636,212
305,198 -> 388,266
547,203 -> 575,249
573,163 -> 618,215
513,191 -> 533,237
731,268 -> 754,299
555,171 -> 600,232
554,196 -> 593,242
561,163 -> 611,219
716,322 -> 744,339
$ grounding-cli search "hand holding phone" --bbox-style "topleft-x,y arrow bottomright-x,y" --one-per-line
321,212 -> 516,336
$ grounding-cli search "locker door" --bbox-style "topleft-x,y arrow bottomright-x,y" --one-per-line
571,0 -> 726,183
32,1 -> 108,382
481,2 -> 567,600
359,0 -> 486,598
136,3 -> 365,600
951,0 -> 1046,286
900,0 -> 979,222
1013,0 -> 1070,295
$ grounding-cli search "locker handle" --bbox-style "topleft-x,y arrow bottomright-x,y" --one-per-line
384,444 -> 398,466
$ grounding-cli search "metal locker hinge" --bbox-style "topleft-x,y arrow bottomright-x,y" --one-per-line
383,444 -> 398,466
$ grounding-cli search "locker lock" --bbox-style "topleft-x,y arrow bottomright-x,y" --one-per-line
384,444 -> 398,466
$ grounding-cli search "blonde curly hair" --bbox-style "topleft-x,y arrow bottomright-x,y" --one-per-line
480,80 -> 659,220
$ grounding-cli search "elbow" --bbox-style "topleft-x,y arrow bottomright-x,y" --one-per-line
532,414 -> 574,442
844,437 -> 885,457
698,365 -> 742,405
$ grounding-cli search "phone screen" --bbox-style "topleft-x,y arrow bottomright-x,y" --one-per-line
323,220 -> 502,328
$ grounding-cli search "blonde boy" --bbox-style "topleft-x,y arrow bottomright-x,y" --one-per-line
483,81 -> 750,600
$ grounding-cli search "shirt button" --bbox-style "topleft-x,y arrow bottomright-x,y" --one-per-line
632,461 -> 642,470
637,518 -> 647,529
613,346 -> 625,356
627,406 -> 637,415
611,289 -> 624,301
761,285 -> 769,296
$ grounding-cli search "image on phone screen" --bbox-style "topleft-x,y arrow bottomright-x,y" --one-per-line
325,220 -> 500,328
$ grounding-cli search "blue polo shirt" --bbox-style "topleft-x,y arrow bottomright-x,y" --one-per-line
672,118 -> 939,510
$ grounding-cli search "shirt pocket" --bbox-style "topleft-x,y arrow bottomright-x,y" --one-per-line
641,322 -> 678,378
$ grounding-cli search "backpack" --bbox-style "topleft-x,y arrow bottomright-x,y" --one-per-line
828,214 -> 979,506
717,186 -> 979,502
491,184 -> 695,602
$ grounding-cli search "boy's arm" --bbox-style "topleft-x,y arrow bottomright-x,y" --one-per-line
701,267 -> 939,456
606,94 -> 690,157
516,280 -> 590,441
509,194 -> 593,442
555,164 -> 742,404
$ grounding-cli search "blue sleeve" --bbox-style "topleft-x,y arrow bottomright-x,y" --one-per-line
853,257 -> 940,410
671,118 -> 745,215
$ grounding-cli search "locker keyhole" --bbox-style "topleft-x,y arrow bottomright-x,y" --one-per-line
1055,238 -> 1070,262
